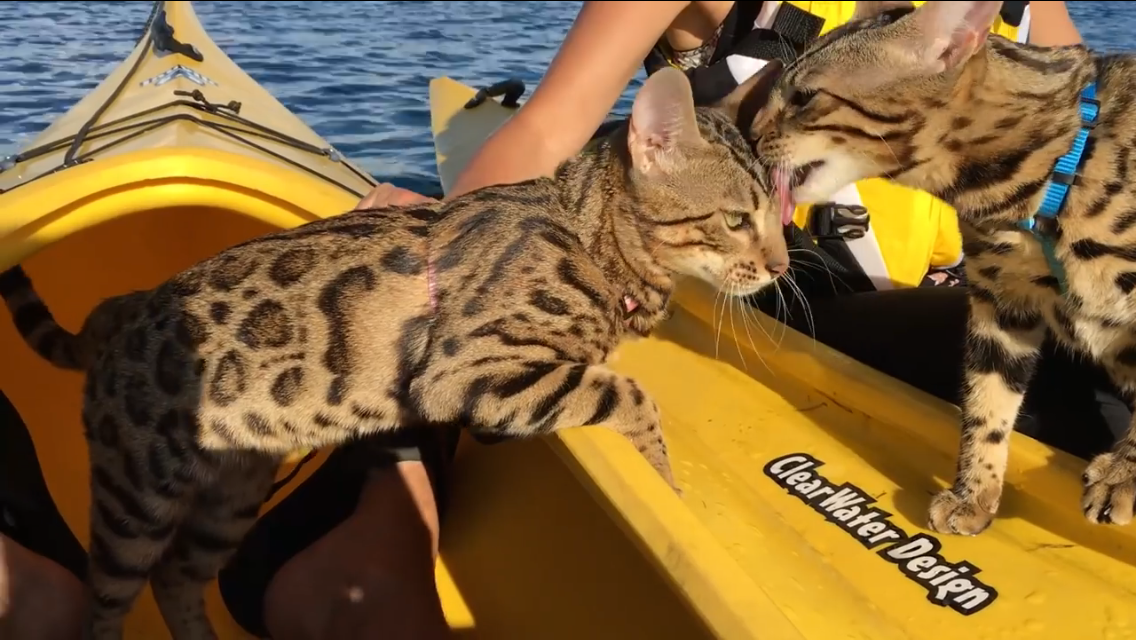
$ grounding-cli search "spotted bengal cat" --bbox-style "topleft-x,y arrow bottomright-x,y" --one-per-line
0,64 -> 787,639
752,0 -> 1136,536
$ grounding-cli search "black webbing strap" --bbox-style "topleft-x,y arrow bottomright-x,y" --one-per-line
645,2 -> 826,107
714,2 -> 826,65
713,0 -> 765,65
722,2 -> 822,61
765,2 -> 826,56
1000,1 -> 1029,28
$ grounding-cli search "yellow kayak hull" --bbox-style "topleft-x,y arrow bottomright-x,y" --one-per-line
429,76 -> 1136,638
5,0 -> 1136,636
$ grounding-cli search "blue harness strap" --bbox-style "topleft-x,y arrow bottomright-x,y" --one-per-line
1018,82 -> 1100,293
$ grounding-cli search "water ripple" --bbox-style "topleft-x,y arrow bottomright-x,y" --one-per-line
0,1 -> 1128,197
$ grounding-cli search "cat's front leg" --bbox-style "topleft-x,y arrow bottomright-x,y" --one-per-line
1083,357 -> 1136,526
431,359 -> 677,493
928,288 -> 1046,536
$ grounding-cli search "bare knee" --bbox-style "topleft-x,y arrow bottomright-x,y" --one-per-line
321,571 -> 450,640
0,534 -> 87,640
265,565 -> 448,640
262,462 -> 449,640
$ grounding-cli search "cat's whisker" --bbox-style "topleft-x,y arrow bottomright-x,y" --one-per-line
873,134 -> 901,167
748,288 -> 778,348
786,249 -> 851,293
784,270 -> 817,346
772,278 -> 790,345
713,283 -> 731,363
735,290 -> 777,374
772,278 -> 794,347
726,284 -> 749,372
736,291 -> 773,376
767,280 -> 789,343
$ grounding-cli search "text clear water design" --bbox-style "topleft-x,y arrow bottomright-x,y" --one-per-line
0,1 -> 1131,197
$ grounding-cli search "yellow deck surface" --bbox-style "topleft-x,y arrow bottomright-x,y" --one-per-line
2,0 -> 1135,638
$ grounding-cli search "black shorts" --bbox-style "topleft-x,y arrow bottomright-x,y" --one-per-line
0,389 -> 458,639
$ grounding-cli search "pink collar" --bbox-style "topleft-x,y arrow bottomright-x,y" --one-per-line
427,257 -> 439,313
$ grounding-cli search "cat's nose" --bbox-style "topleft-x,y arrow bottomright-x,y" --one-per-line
766,260 -> 788,277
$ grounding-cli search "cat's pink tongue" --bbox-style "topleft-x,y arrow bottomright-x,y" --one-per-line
773,167 -> 795,226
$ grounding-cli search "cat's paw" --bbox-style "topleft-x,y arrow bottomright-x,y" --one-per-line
653,461 -> 680,496
927,488 -> 995,536
1082,450 -> 1136,525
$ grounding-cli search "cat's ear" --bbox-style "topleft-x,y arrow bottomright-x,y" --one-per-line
851,0 -> 915,22
907,0 -> 1003,73
628,67 -> 703,176
714,59 -> 784,137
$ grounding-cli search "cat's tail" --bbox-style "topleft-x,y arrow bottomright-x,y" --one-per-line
0,265 -> 90,371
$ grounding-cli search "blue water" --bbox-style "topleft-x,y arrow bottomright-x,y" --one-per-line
0,1 -> 1131,197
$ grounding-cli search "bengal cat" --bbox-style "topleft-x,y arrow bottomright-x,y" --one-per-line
0,65 -> 787,639
751,0 -> 1136,536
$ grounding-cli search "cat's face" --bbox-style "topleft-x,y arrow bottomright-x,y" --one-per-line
625,65 -> 789,297
751,1 -> 1006,204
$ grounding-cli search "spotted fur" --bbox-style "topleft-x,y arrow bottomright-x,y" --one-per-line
0,66 -> 786,638
751,0 -> 1136,536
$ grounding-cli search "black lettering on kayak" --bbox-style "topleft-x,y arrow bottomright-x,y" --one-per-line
763,453 -> 998,616
880,534 -> 998,615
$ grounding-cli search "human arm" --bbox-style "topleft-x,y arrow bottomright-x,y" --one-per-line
1026,1 -> 1082,46
445,1 -> 692,199
355,182 -> 438,208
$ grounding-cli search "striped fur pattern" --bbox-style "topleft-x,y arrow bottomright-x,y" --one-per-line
753,0 -> 1136,536
0,67 -> 787,639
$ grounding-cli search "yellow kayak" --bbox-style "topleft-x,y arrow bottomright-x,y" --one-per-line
4,0 -> 1136,638
430,77 -> 1136,638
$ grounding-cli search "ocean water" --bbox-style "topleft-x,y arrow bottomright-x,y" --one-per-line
0,1 -> 1131,197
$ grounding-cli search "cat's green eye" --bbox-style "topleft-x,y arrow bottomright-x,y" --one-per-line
787,88 -> 816,108
724,211 -> 749,230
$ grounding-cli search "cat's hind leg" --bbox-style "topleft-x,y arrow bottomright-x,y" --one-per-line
150,455 -> 278,640
84,452 -> 185,640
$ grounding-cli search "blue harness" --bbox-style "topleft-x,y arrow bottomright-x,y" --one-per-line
1017,82 -> 1100,294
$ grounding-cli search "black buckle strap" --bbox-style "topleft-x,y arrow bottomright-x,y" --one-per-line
808,203 -> 871,241
1000,1 -> 1029,28
150,5 -> 204,62
464,78 -> 526,110
730,3 -> 826,65
770,2 -> 826,49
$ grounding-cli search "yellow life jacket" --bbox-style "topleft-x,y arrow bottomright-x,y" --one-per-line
779,1 -> 1029,289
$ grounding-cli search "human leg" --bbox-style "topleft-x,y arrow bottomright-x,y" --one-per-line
0,389 -> 88,640
218,425 -> 457,640
262,460 -> 449,640
0,534 -> 87,640
755,285 -> 1127,460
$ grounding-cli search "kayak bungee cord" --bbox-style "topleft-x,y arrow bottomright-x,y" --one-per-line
0,0 -> 376,199
60,1 -> 163,169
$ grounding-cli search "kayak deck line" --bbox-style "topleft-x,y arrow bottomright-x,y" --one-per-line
1,58 -> 372,200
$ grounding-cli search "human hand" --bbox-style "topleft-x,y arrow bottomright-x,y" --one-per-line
355,183 -> 438,210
